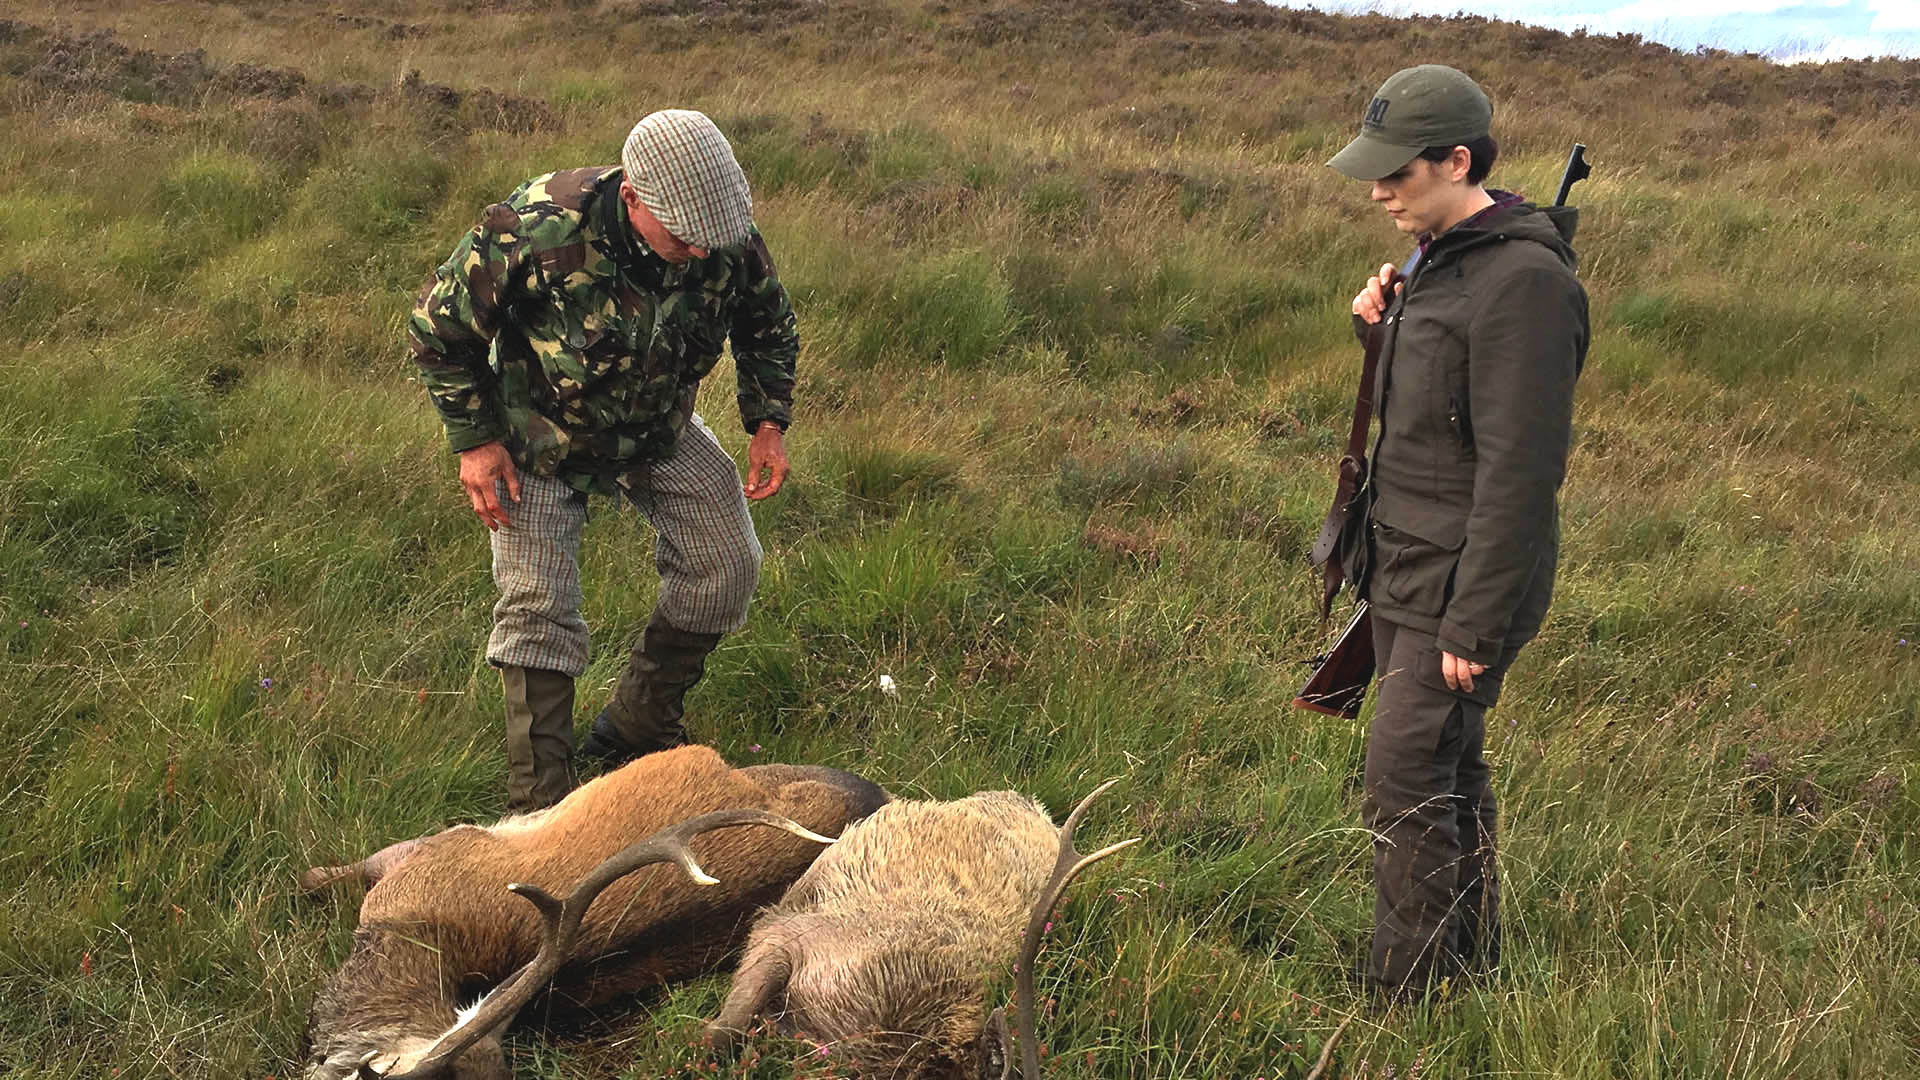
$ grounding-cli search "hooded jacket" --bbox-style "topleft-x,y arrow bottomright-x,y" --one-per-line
1356,199 -> 1589,667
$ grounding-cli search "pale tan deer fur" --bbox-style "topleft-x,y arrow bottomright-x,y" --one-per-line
301,745 -> 888,1080
705,788 -> 1135,1080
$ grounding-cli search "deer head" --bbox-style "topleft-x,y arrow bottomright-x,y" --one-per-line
705,780 -> 1139,1080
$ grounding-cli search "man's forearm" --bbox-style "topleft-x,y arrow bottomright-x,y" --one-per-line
735,364 -> 794,435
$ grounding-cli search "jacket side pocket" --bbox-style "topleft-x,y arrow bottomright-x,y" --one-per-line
1373,520 -> 1466,618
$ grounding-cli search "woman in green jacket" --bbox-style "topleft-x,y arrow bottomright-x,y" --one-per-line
1331,64 -> 1590,998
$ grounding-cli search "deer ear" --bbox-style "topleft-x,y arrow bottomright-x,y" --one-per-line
976,1006 -> 1014,1079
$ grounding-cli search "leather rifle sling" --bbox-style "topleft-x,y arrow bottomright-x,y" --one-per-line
1309,267 -> 1400,620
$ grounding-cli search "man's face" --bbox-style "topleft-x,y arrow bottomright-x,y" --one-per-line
621,182 -> 709,263
1368,151 -> 1468,236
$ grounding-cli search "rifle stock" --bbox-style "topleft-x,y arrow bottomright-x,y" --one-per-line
1293,601 -> 1374,719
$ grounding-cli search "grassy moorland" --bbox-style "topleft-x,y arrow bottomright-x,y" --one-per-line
1,1 -> 1917,1076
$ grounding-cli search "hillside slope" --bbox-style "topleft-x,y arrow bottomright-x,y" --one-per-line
1,2 -> 1915,1076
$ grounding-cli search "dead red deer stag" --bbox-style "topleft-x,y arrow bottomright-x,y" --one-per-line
704,779 -> 1140,1078
300,745 -> 889,1079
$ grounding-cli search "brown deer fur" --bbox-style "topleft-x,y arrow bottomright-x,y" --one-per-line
303,745 -> 888,1080
706,791 -> 1076,1080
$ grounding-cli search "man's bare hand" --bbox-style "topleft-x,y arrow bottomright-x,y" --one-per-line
1441,650 -> 1488,693
459,441 -> 520,530
1353,262 -> 1401,325
743,422 -> 789,501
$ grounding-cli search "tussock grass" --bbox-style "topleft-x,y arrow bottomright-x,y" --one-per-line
2,0 -> 1917,1077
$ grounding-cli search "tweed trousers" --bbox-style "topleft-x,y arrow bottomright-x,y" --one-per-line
485,414 -> 763,677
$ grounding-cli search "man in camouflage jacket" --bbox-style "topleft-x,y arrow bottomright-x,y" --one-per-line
409,109 -> 798,810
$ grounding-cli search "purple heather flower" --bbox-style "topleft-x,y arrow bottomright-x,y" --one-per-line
260,678 -> 273,689
749,743 -> 762,753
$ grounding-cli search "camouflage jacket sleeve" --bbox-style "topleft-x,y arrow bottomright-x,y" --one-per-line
731,228 -> 799,434
407,202 -> 534,453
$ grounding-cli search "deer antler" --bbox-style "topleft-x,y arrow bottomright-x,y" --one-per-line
1006,779 -> 1140,1079
381,808 -> 836,1079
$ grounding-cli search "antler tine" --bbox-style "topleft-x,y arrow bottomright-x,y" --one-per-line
986,1006 -> 1014,1080
1056,777 -> 1120,842
1008,780 -> 1141,1079
385,808 -> 835,1079
573,807 -> 837,895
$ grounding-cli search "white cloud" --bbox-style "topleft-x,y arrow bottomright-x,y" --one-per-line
1327,0 -> 1853,24
1868,0 -> 1920,31
1293,0 -> 1918,57
1775,32 -> 1900,58
1601,0 -> 1842,18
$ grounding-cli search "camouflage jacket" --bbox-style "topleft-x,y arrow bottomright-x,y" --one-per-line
408,166 -> 798,495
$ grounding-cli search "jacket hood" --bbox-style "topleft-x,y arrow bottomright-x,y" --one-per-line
1437,196 -> 1579,272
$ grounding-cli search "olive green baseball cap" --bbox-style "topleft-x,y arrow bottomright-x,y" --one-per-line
1327,65 -> 1493,181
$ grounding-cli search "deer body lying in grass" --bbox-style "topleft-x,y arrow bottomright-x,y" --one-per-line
705,781 -> 1139,1079
300,745 -> 889,1080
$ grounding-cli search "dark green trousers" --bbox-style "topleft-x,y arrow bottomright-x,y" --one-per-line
1363,615 -> 1517,995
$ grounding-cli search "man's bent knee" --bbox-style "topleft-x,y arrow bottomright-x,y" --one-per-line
665,538 -> 760,634
487,611 -> 590,678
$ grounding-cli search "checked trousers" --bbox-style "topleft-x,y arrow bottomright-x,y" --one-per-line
483,414 -> 763,678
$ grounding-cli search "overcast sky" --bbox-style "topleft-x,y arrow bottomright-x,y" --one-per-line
1304,0 -> 1920,60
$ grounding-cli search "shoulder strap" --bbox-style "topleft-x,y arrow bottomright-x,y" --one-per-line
1307,267 -> 1402,621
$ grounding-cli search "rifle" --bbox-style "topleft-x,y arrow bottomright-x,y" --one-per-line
1292,257 -> 1400,719
1294,142 -> 1594,720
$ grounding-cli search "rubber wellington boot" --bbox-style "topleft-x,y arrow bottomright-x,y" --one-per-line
579,610 -> 721,769
502,665 -> 578,812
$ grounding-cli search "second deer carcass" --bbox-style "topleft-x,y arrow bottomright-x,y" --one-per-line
705,780 -> 1138,1079
301,745 -> 889,1080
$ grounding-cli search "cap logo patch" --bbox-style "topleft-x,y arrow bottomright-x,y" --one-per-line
1364,97 -> 1391,128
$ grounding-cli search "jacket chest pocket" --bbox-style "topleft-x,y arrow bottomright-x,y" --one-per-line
1385,311 -> 1460,441
1445,374 -> 1475,460
518,304 -> 599,406
1418,277 -> 1477,461
670,287 -> 732,378
557,291 -> 652,387
1404,304 -> 1478,463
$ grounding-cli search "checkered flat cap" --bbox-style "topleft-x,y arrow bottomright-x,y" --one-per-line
622,109 -> 753,251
